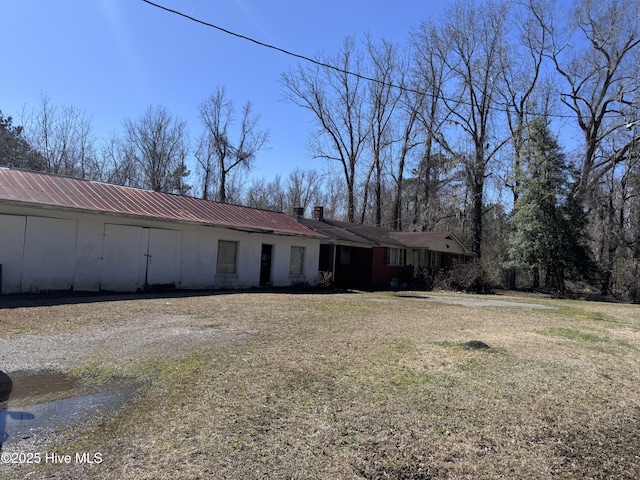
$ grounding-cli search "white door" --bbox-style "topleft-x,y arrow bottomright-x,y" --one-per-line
0,214 -> 26,294
21,216 -> 77,292
145,228 -> 182,288
101,224 -> 144,292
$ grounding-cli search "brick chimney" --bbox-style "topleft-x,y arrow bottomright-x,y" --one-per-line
313,206 -> 324,221
293,206 -> 304,219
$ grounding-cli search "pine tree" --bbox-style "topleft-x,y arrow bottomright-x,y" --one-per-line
507,117 -> 596,293
0,111 -> 46,170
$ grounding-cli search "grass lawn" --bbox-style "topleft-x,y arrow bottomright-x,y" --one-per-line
6,291 -> 640,479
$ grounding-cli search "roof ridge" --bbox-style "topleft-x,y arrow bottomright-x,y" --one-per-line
0,166 -> 287,215
0,168 -> 324,239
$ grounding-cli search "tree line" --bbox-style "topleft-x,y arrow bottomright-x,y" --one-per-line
2,0 -> 640,301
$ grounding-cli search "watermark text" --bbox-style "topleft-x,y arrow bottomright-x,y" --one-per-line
1,451 -> 102,465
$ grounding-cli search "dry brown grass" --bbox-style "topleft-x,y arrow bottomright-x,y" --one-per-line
2,291 -> 639,479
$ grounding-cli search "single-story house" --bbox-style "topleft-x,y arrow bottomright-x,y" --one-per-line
296,206 -> 473,289
391,231 -> 474,277
0,168 -> 324,294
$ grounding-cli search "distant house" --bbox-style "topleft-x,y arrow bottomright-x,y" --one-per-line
297,206 -> 473,289
0,168 -> 324,294
391,231 -> 473,277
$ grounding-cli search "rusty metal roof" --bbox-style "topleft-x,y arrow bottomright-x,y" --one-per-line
0,168 -> 325,239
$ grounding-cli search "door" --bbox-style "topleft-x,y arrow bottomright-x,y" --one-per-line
101,225 -> 182,292
0,214 -> 26,294
101,224 -> 144,292
260,244 -> 273,286
22,216 -> 77,292
145,228 -> 182,289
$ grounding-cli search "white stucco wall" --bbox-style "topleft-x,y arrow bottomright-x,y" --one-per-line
0,214 -> 26,294
0,205 -> 320,294
21,216 -> 77,293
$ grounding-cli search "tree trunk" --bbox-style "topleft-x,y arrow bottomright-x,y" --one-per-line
532,268 -> 540,289
219,169 -> 227,203
471,178 -> 484,259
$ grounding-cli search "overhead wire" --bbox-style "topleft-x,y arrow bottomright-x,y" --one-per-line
140,1 -> 552,117
141,0 -> 628,123
140,0 -> 427,97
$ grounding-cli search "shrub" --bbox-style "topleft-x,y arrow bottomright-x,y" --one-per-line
433,263 -> 489,293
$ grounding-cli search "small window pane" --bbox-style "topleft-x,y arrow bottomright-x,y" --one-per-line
430,251 -> 441,268
217,240 -> 238,274
387,248 -> 405,266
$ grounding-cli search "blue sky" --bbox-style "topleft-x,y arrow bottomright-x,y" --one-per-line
1,0 -> 448,182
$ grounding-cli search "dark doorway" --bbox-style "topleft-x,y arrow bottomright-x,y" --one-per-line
260,244 -> 273,286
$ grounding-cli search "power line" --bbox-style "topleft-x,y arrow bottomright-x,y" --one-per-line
141,0 -> 617,123
140,0 -> 427,96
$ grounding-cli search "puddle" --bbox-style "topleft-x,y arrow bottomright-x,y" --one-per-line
7,371 -> 89,407
1,370 -> 137,448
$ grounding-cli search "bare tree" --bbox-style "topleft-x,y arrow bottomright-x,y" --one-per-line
437,0 -> 512,258
410,19 -> 455,232
362,36 -> 405,226
100,131 -> 140,186
500,0 -> 551,204
197,87 -> 269,203
244,175 -> 286,211
122,105 -> 190,194
533,0 -> 640,199
244,168 -> 326,215
286,167 -> 324,216
281,37 -> 370,223
388,85 -> 425,231
25,94 -> 99,179
529,0 -> 640,294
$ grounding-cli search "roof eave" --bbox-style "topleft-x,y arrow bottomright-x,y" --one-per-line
0,199 -> 325,239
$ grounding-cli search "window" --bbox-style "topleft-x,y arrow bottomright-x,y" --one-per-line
387,248 -> 406,266
430,251 -> 442,269
217,240 -> 238,274
340,246 -> 351,264
290,246 -> 305,275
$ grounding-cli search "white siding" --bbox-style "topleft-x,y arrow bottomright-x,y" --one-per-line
0,214 -> 26,294
180,227 -> 217,290
21,216 -> 77,292
429,237 -> 466,255
0,205 -> 320,294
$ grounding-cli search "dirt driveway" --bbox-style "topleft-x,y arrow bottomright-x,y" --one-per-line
0,293 -> 263,373
1,290 -> 557,374
394,292 -> 558,309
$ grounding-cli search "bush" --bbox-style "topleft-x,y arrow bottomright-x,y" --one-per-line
433,263 -> 489,293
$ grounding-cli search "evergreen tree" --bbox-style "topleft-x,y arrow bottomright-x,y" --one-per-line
0,110 -> 46,170
507,117 -> 596,293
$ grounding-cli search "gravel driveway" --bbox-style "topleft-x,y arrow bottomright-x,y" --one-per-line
0,294 -> 262,373
2,316 -> 253,372
394,292 -> 558,309
1,291 -> 555,374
